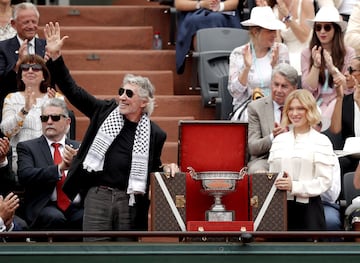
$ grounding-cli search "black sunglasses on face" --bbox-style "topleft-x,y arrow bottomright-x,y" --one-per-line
40,114 -> 67,122
20,63 -> 43,72
118,87 -> 134,98
315,24 -> 333,32
348,66 -> 360,75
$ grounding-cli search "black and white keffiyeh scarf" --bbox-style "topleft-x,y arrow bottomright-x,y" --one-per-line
83,108 -> 151,204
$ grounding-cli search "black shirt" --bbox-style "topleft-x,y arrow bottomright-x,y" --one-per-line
96,118 -> 137,190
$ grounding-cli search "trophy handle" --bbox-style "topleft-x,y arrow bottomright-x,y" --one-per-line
239,166 -> 248,179
187,166 -> 197,179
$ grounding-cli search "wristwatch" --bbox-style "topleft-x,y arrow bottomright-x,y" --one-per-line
196,0 -> 201,10
21,107 -> 28,115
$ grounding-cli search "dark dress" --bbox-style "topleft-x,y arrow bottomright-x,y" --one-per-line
175,5 -> 241,74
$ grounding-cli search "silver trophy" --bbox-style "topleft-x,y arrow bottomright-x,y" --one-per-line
188,167 -> 246,222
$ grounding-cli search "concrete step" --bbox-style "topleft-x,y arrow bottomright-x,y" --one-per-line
61,50 -> 197,95
37,5 -> 173,49
38,26 -> 153,50
70,70 -> 174,96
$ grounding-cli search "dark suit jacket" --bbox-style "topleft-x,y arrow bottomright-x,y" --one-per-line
46,57 -> 167,200
341,94 -> 355,144
0,36 -> 46,121
16,135 -> 79,226
0,160 -> 16,196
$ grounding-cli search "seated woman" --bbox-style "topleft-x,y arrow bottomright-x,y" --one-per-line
175,0 -> 241,74
0,54 -> 63,172
227,6 -> 289,121
301,5 -> 355,124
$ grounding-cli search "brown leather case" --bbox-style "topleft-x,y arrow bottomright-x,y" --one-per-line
250,172 -> 287,231
150,172 -> 186,231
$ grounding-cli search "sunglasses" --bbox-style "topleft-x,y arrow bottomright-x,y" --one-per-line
40,114 -> 67,122
118,88 -> 134,98
348,66 -> 360,75
315,24 -> 333,32
20,63 -> 43,72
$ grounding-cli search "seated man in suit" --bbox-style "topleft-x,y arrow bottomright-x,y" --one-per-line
0,2 -> 46,122
247,63 -> 298,174
17,98 -> 83,231
0,136 -> 20,232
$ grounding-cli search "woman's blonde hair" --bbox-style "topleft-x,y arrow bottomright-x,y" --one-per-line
281,89 -> 321,127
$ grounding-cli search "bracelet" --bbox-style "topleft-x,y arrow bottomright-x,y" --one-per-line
20,107 -> 28,115
196,0 -> 201,10
313,64 -> 320,69
218,2 -> 224,12
282,14 -> 292,23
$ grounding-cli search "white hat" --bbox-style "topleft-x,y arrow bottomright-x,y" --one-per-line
241,6 -> 286,31
307,6 -> 347,32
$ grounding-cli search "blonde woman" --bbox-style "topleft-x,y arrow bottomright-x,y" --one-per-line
269,89 -> 336,231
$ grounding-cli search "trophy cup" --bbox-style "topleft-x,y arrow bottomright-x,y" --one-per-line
188,167 -> 246,222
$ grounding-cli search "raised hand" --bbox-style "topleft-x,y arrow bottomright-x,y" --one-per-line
24,86 -> 35,112
242,44 -> 252,69
353,76 -> 360,106
0,193 -> 19,229
311,45 -> 322,68
44,22 -> 69,61
0,137 -> 10,162
323,49 -> 335,72
271,43 -> 280,68
47,87 -> 57,98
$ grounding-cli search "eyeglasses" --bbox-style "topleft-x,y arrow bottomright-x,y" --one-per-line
348,66 -> 360,74
118,88 -> 134,98
315,24 -> 333,32
40,114 -> 67,122
20,63 -> 43,72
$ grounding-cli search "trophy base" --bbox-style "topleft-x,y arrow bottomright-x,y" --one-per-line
206,210 -> 234,222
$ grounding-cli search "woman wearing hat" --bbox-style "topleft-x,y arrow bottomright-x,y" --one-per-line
228,6 -> 289,121
301,5 -> 355,124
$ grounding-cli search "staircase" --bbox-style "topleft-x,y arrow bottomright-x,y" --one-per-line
37,1 -> 216,164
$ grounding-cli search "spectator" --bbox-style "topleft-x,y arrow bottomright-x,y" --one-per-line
344,2 -> 360,56
228,6 -> 289,121
247,62 -> 297,174
0,0 -> 16,41
0,136 -> 22,232
0,2 -> 46,123
338,0 -> 357,21
272,0 -> 315,75
17,98 -> 83,231
44,22 -> 180,241
301,5 -> 355,125
330,56 -> 360,198
0,54 -> 62,173
175,0 -> 241,74
269,89 -> 336,232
